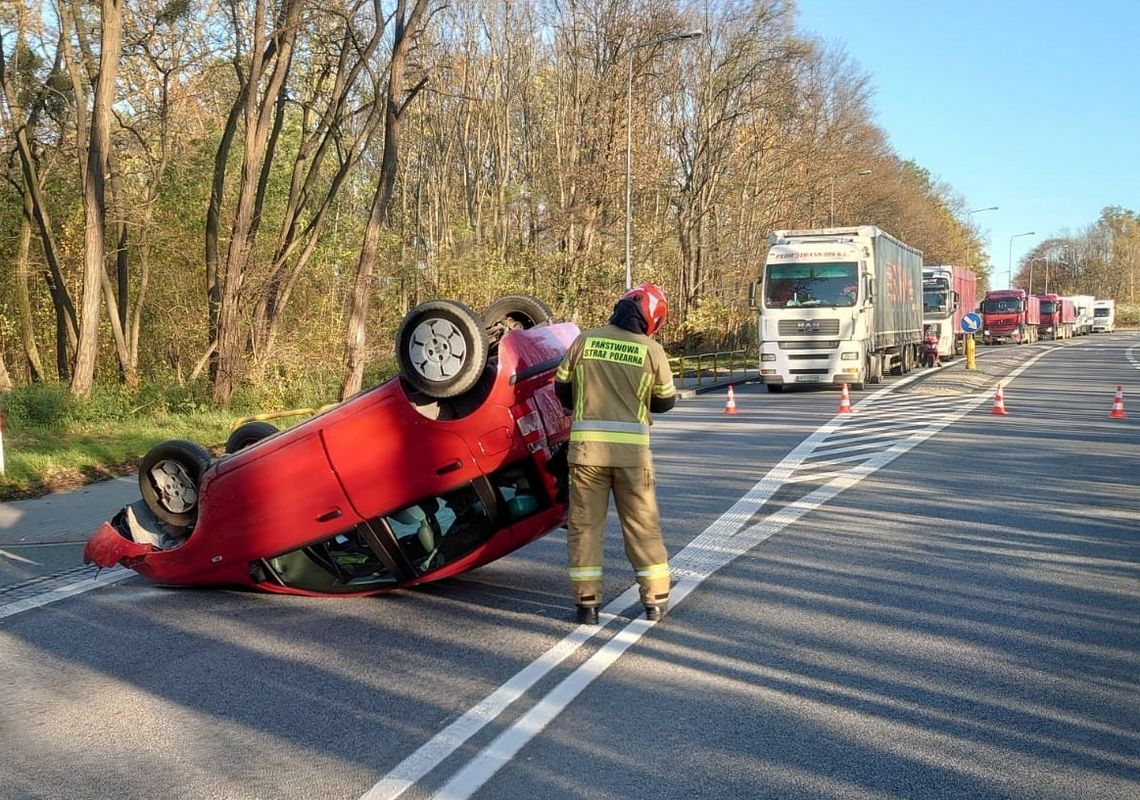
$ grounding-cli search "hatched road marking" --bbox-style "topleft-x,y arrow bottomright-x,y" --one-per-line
363,348 -> 1056,800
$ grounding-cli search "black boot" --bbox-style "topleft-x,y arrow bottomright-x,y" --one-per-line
576,605 -> 599,625
644,604 -> 668,622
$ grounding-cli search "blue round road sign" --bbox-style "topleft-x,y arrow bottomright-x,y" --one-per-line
961,312 -> 982,333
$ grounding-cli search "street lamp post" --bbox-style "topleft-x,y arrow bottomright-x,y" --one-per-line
964,206 -> 998,269
1008,231 -> 1036,289
625,29 -> 703,290
829,169 -> 873,227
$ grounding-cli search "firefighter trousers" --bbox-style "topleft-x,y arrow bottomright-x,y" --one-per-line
566,463 -> 670,609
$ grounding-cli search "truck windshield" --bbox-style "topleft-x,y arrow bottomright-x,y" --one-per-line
982,299 -> 1022,313
764,262 -> 858,308
923,285 -> 949,313
1094,307 -> 1110,317
1040,301 -> 1056,314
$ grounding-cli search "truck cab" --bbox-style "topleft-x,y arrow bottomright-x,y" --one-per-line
1092,299 -> 1116,333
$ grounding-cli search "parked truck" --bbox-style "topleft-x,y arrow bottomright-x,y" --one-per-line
1092,299 -> 1116,332
757,226 -> 924,391
981,289 -> 1040,344
922,265 -> 977,359
1036,293 -> 1076,339
1063,294 -> 1095,335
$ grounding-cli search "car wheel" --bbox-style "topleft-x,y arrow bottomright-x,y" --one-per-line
483,294 -> 555,345
139,440 -> 213,528
397,299 -> 490,399
224,421 -> 279,454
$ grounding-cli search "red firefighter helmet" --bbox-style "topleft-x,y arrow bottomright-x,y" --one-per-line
623,283 -> 668,335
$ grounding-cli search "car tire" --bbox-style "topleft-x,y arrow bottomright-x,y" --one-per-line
397,299 -> 490,399
139,440 -> 213,529
224,421 -> 279,454
483,294 -> 555,345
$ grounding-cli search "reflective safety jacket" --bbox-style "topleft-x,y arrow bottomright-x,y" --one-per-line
554,324 -> 676,467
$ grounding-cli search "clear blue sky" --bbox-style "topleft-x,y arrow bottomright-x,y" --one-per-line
791,0 -> 1140,287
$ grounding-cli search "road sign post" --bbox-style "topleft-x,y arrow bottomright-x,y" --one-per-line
961,312 -> 982,371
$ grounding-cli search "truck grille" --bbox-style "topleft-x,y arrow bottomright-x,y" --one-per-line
777,340 -> 839,350
778,319 -> 840,336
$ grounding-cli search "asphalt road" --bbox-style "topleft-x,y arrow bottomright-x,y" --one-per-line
1,333 -> 1138,800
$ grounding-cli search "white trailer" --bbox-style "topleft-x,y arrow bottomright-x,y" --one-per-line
1063,294 -> 1096,335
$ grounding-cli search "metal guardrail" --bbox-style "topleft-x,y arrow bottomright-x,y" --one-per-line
669,348 -> 754,387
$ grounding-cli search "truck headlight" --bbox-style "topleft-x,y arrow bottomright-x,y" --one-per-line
840,351 -> 859,360
761,353 -> 776,362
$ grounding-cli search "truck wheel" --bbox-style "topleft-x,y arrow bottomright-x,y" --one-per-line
397,299 -> 490,399
139,440 -> 213,528
766,383 -> 784,393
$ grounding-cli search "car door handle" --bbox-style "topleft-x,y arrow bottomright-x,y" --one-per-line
317,508 -> 343,523
436,459 -> 462,475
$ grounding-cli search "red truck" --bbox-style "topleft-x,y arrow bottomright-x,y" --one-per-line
981,289 -> 1040,344
1035,293 -> 1076,340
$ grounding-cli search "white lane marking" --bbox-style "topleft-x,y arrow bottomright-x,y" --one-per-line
0,548 -> 39,565
0,568 -> 134,620
363,349 -> 1060,800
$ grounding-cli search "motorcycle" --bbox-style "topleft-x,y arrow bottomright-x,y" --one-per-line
921,334 -> 940,368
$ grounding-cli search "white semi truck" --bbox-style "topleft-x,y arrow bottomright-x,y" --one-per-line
757,226 -> 924,392
1092,299 -> 1116,332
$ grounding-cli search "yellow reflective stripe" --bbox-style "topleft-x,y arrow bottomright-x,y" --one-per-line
637,373 -> 651,424
635,563 -> 670,579
555,364 -> 572,381
653,382 -> 676,397
573,364 -> 585,420
569,566 -> 603,581
573,420 -> 649,434
582,336 -> 648,366
570,430 -> 650,445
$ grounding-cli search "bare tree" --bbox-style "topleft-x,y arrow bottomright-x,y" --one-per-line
68,0 -> 124,397
340,0 -> 436,399
211,0 -> 304,403
0,12 -> 80,379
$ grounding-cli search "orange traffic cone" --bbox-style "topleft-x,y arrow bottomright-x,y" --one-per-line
723,385 -> 738,415
991,384 -> 1009,415
1108,385 -> 1127,419
837,383 -> 853,414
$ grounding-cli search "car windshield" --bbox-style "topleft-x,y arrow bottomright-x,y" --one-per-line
982,298 -> 1022,313
764,262 -> 858,308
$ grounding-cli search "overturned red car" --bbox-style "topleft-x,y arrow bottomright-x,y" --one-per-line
84,295 -> 576,596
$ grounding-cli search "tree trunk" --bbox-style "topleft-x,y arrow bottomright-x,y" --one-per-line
212,0 -> 304,404
340,0 -> 432,400
16,189 -> 46,382
71,0 -> 124,398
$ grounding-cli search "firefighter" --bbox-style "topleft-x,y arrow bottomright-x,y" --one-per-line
554,284 -> 677,625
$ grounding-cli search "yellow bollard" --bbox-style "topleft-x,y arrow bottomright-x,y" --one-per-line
965,335 -> 977,371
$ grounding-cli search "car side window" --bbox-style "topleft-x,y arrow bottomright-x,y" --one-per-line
386,485 -> 495,575
261,526 -> 399,593
491,461 -> 547,520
